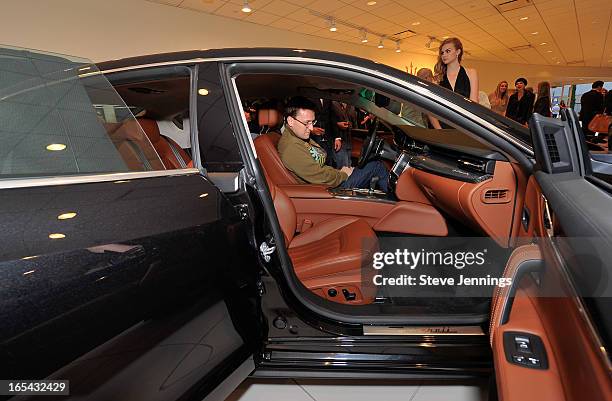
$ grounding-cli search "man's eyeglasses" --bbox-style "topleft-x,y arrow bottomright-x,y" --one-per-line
291,117 -> 317,127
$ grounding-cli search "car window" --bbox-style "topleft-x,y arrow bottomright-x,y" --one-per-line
0,45 -> 164,179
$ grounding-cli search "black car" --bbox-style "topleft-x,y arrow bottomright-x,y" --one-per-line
1,46 -> 611,401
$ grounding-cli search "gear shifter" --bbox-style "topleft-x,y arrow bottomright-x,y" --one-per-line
368,176 -> 379,195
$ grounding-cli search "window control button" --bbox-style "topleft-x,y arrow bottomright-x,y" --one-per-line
514,336 -> 532,352
512,355 -> 526,364
527,357 -> 540,367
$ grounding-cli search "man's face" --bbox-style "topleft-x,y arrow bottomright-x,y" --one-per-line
288,109 -> 316,140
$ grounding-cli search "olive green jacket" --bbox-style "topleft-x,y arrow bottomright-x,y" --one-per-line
277,126 -> 347,187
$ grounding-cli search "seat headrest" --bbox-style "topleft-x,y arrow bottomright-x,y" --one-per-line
258,109 -> 281,127
137,118 -> 161,143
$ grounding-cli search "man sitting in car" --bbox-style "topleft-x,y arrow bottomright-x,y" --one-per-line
277,96 -> 388,191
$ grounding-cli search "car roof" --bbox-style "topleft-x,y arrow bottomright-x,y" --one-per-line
96,47 -> 531,147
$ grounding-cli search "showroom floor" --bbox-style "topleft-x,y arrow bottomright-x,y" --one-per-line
225,378 -> 490,401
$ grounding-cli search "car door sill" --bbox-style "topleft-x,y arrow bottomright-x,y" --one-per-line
363,325 -> 485,336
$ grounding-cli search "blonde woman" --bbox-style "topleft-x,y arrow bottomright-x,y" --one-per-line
434,37 -> 479,102
489,81 -> 509,115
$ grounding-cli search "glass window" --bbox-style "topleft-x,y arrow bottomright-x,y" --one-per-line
0,45 -> 164,179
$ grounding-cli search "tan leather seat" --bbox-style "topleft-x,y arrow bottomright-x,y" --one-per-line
137,118 -> 191,170
269,180 -> 377,305
254,131 -> 299,185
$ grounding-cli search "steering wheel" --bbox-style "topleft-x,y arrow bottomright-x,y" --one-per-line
357,118 -> 379,168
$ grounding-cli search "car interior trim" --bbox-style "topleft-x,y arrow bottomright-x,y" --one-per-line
0,168 -> 201,189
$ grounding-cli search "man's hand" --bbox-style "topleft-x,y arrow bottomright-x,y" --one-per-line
311,127 -> 325,136
337,121 -> 350,129
340,166 -> 354,177
334,138 -> 342,151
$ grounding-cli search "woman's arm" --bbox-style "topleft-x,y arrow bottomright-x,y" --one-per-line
466,68 -> 479,103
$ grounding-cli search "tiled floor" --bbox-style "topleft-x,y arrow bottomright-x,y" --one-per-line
226,378 -> 489,401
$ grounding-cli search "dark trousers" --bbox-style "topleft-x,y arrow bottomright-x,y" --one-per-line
340,160 -> 389,192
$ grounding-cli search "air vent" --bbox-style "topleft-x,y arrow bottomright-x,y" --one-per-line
544,127 -> 561,163
489,0 -> 532,12
482,189 -> 511,204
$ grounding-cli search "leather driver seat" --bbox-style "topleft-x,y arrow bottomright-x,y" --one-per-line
268,179 -> 377,305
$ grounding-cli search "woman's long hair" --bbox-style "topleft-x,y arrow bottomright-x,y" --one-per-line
494,80 -> 509,101
537,81 -> 551,99
434,37 -> 463,83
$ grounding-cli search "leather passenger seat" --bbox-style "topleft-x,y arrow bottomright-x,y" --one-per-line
254,109 -> 299,185
268,178 -> 377,305
137,118 -> 191,169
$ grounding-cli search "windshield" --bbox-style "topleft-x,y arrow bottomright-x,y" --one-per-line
0,45 -> 164,179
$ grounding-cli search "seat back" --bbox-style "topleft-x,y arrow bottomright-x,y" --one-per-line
266,177 -> 297,245
258,108 -> 281,134
254,132 -> 299,185
138,118 -> 191,169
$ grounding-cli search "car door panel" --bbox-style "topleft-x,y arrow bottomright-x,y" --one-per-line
1,173 -> 260,400
492,111 -> 612,401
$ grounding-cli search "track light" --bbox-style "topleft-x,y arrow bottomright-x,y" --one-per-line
241,0 -> 252,12
395,41 -> 401,53
377,37 -> 384,48
329,18 -> 337,32
360,29 -> 368,43
425,37 -> 434,49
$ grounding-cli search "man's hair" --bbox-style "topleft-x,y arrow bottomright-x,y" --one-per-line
515,77 -> 528,86
592,80 -> 604,89
284,96 -> 317,121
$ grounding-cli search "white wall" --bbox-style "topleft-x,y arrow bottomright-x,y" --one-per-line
3,0 -> 612,94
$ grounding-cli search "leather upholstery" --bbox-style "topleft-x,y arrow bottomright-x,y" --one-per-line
258,108 -> 281,128
137,118 -> 191,170
289,216 -> 376,280
254,132 -> 299,185
108,120 -> 164,171
270,182 -> 377,304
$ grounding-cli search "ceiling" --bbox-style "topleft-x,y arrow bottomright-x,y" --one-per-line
148,0 -> 612,67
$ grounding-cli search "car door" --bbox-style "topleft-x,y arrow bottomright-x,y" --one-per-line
490,109 -> 612,400
0,46 -> 262,401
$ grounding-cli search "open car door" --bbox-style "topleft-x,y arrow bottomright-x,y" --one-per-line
490,109 -> 612,400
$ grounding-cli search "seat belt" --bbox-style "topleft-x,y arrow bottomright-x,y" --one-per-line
164,137 -> 188,169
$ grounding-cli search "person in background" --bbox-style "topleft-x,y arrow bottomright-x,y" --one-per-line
478,91 -> 491,108
417,68 -> 442,129
489,80 -> 509,115
310,98 -> 336,167
331,101 -> 358,168
551,102 -> 560,118
434,37 -> 479,102
506,77 -> 535,126
579,80 -> 605,141
533,81 -> 552,117
606,88 -> 612,115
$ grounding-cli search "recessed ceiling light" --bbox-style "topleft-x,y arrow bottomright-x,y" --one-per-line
198,88 -> 209,96
547,50 -> 553,53
377,37 -> 384,49
46,143 -> 66,151
442,35 -> 449,39
412,22 -> 420,26
366,1 -> 377,5
520,17 -> 529,21
556,61 -> 561,64
395,41 -> 401,53
57,212 -> 77,220
539,42 -> 547,45
241,0 -> 252,13
49,233 -> 66,239
531,31 -> 538,35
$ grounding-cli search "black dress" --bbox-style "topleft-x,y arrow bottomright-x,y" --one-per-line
506,91 -> 535,125
440,66 -> 471,98
533,96 -> 551,117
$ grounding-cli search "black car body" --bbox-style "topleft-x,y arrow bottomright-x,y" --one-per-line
1,46 -> 611,400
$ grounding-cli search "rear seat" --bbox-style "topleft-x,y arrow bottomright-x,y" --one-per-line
137,118 -> 191,169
